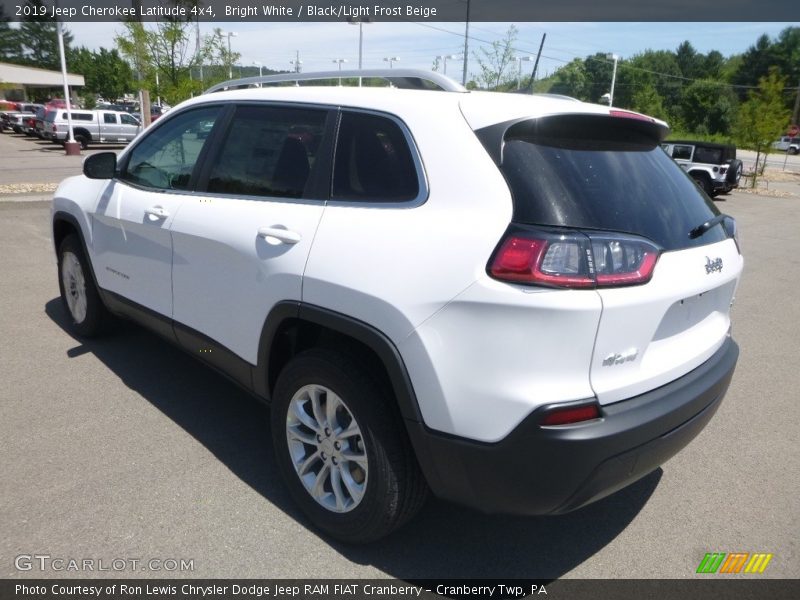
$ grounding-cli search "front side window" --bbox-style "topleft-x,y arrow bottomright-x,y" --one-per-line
333,112 -> 419,202
122,106 -> 220,191
120,114 -> 139,126
205,105 -> 327,199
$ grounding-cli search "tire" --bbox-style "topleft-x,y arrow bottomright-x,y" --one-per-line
74,135 -> 88,150
725,159 -> 743,188
57,234 -> 109,337
789,147 -> 799,155
270,348 -> 428,543
691,173 -> 713,196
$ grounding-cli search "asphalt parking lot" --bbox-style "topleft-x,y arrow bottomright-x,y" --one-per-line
0,130 -> 798,580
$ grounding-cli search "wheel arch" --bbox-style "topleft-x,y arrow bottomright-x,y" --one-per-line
72,127 -> 92,141
688,168 -> 712,180
255,302 -> 423,423
52,211 -> 101,290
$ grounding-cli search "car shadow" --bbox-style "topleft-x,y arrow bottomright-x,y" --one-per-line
45,297 -> 661,580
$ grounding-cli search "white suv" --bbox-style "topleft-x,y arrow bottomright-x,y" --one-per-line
51,70 -> 742,543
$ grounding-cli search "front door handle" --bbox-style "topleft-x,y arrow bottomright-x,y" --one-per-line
258,227 -> 302,245
144,206 -> 169,219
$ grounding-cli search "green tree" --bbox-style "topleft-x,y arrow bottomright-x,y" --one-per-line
13,0 -> 73,71
732,34 -> 779,98
547,58 -> 587,99
69,46 -> 134,101
472,25 -> 518,90
0,6 -> 22,63
583,53 -> 615,103
675,41 -> 703,80
630,83 -> 667,121
626,50 -> 683,122
736,69 -> 791,185
680,80 -> 738,135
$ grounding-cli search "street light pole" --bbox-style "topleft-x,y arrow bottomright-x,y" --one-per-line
56,20 -> 78,155
607,53 -> 619,107
332,58 -> 348,85
348,17 -> 370,86
437,54 -> 462,77
515,56 -> 533,90
383,56 -> 400,69
290,50 -> 302,73
226,31 -> 238,79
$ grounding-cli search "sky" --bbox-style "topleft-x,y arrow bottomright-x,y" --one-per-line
64,21 -> 798,82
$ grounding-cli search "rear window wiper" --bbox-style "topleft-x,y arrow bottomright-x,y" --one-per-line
689,214 -> 727,239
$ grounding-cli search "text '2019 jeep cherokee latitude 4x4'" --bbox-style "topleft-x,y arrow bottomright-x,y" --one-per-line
52,70 -> 741,543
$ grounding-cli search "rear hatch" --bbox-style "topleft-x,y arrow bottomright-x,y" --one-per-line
480,111 -> 743,405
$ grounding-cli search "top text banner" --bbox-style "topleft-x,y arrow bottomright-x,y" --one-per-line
2,0 -> 800,22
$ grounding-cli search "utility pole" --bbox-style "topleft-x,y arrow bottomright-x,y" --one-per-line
792,78 -> 800,127
461,0 -> 470,86
526,33 -> 546,92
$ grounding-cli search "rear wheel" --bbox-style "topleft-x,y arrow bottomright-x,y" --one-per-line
692,173 -> 713,196
271,348 -> 428,543
74,134 -> 88,150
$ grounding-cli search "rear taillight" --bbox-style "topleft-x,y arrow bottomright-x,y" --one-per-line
540,402 -> 601,426
489,227 -> 660,289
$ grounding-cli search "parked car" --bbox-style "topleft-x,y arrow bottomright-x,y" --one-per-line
771,136 -> 800,154
661,140 -> 743,196
43,109 -> 141,149
1,103 -> 42,133
51,70 -> 742,543
33,107 -> 50,139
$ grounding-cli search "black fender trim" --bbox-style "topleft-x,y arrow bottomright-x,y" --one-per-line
52,211 -> 100,289
254,302 -> 423,423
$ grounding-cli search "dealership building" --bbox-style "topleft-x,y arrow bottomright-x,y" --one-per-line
0,61 -> 84,102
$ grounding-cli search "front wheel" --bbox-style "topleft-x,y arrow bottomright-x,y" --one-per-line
57,234 -> 109,337
270,348 -> 428,543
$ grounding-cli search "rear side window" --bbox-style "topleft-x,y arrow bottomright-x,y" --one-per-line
62,112 -> 93,121
122,106 -> 220,191
103,113 -> 117,124
494,115 -> 726,251
333,112 -> 419,202
206,105 -> 327,199
693,146 -> 723,164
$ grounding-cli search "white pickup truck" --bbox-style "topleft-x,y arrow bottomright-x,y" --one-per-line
772,136 -> 800,154
43,109 -> 141,149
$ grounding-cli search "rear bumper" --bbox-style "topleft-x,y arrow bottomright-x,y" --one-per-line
713,180 -> 737,192
407,337 -> 738,515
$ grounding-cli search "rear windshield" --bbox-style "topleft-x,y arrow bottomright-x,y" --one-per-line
493,115 -> 726,251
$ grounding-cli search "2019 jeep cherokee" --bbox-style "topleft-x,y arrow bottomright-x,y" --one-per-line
51,70 -> 741,543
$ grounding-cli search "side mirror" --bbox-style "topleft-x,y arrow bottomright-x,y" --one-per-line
83,152 -> 117,179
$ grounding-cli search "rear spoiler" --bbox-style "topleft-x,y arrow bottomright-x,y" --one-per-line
475,112 -> 671,166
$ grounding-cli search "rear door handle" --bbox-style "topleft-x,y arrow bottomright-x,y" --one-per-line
144,206 -> 169,219
258,227 -> 302,245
